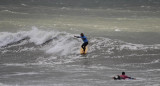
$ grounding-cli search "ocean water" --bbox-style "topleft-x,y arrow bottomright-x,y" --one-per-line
0,0 -> 160,86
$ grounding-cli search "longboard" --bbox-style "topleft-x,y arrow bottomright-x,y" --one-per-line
80,46 -> 88,54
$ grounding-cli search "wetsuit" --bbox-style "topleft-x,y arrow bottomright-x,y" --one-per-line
120,75 -> 130,79
80,35 -> 88,51
113,75 -> 133,80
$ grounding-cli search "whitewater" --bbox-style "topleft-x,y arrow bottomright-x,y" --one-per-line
1,0 -> 160,86
0,27 -> 160,86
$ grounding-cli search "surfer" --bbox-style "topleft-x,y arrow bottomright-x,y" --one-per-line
113,72 -> 135,80
74,33 -> 88,52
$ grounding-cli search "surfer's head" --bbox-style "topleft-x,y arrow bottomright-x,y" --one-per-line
122,72 -> 125,75
80,33 -> 84,37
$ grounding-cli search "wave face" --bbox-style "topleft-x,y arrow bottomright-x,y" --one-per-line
1,27 -> 160,56
0,28 -> 160,86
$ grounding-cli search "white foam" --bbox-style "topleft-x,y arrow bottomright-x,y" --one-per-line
120,43 -> 143,50
3,63 -> 26,67
21,3 -> 27,6
19,47 -> 36,52
0,31 -> 27,47
89,37 -> 111,52
89,65 -> 112,70
86,36 -> 160,55
115,29 -> 121,32
1,50 -> 9,54
1,10 -> 28,14
147,69 -> 160,72
151,59 -> 160,64
26,27 -> 80,56
27,27 -> 54,45
12,72 -> 39,76
0,27 -> 82,56
1,27 -> 160,57
45,38 -> 79,56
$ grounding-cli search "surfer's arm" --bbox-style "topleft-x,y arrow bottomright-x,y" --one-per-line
128,77 -> 136,80
125,76 -> 136,80
74,36 -> 81,38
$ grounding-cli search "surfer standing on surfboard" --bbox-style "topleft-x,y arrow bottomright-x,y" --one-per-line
74,33 -> 88,52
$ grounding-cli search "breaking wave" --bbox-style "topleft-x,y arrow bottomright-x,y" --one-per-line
1,27 -> 160,57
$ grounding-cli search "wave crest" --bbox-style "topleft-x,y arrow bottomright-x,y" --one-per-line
1,27 -> 160,56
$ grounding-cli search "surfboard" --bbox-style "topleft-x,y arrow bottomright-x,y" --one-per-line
80,46 -> 88,54
112,76 -> 136,80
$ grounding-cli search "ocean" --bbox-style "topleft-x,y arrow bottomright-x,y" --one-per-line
0,0 -> 160,86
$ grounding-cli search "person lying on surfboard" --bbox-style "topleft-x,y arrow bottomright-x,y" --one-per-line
74,33 -> 88,52
113,72 -> 136,80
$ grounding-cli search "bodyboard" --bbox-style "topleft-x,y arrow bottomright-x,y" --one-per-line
80,46 -> 88,54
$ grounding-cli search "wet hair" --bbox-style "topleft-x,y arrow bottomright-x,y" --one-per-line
80,33 -> 84,36
122,72 -> 125,75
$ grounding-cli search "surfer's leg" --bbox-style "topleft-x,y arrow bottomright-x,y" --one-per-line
83,42 -> 88,52
113,75 -> 121,80
81,43 -> 85,52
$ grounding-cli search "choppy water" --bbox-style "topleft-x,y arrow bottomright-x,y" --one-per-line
0,0 -> 160,86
